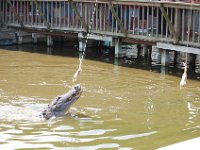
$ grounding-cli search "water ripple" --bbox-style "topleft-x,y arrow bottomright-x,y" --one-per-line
112,131 -> 157,140
78,129 -> 116,136
56,143 -> 120,150
0,141 -> 55,149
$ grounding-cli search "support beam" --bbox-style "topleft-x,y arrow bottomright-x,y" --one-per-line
157,42 -> 200,55
32,33 -> 46,38
160,4 -> 179,43
108,1 -> 127,36
196,55 -> 200,70
68,0 -> 89,32
140,44 -> 148,58
18,36 -> 23,45
79,39 -> 86,52
160,49 -> 169,66
115,38 -> 121,58
78,33 -> 113,42
152,45 -> 160,62
78,33 -> 86,51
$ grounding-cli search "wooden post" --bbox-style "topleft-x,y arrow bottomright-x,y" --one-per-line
115,38 -> 121,58
160,49 -> 169,66
140,44 -> 148,58
78,33 -> 86,51
17,31 -> 23,44
47,35 -> 53,47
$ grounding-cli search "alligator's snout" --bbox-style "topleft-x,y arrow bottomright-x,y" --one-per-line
42,84 -> 82,120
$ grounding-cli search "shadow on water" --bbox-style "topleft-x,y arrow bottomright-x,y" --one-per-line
1,40 -> 200,81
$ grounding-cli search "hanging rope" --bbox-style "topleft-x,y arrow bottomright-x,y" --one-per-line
73,0 -> 98,82
180,4 -> 193,87
185,5 -> 193,65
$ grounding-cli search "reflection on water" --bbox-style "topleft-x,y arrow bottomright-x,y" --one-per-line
0,44 -> 200,149
185,101 -> 200,132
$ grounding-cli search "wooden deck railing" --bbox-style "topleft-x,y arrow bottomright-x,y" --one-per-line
2,0 -> 200,47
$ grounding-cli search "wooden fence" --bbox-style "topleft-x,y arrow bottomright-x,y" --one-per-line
2,0 -> 200,47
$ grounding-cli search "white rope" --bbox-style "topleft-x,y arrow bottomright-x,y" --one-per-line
73,0 -> 98,82
180,4 -> 193,87
186,5 -> 193,64
81,1 -> 97,59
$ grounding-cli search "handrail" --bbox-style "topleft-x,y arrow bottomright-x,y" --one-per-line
3,0 -> 200,47
8,0 -> 200,9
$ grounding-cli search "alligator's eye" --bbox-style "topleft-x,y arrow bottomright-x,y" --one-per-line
74,85 -> 80,91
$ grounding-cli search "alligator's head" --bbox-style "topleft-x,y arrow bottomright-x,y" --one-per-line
42,84 -> 82,120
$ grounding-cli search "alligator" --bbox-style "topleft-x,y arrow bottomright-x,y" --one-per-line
42,84 -> 82,120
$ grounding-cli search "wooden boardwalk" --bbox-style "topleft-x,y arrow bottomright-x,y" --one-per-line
1,0 -> 200,60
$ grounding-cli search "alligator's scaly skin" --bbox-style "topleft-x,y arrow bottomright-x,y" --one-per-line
42,84 -> 82,120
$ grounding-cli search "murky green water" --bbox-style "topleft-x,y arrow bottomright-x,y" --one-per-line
0,45 -> 200,150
